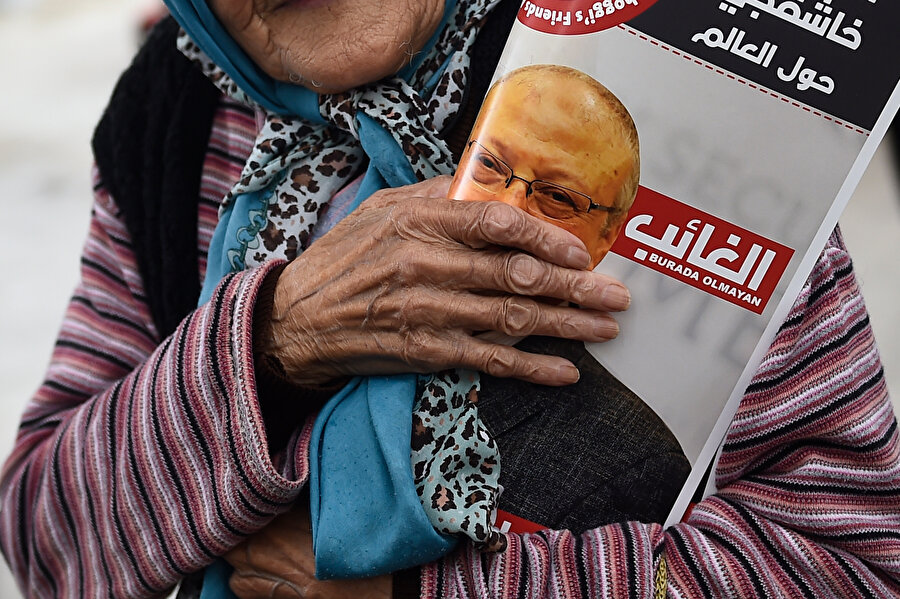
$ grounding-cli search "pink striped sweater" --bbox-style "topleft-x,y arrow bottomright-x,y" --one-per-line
1,95 -> 898,598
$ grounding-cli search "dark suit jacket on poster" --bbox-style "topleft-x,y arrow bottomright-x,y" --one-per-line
479,336 -> 691,532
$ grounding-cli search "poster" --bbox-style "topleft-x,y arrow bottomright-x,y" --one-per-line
454,0 -> 900,525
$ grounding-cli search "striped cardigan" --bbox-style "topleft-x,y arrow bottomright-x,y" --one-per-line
1,91 -> 898,598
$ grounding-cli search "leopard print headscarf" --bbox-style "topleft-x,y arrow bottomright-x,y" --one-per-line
177,0 -> 506,554
183,3 -> 496,277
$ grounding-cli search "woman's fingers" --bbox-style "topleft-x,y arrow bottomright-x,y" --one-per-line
362,288 -> 619,342
360,200 -> 629,311
438,198 -> 592,269
224,504 -> 392,599
447,248 -> 630,311
366,187 -> 591,268
416,173 -> 454,198
439,331 -> 581,386
369,327 -> 583,386
229,571 -> 306,599
466,295 -> 620,341
382,241 -> 629,312
377,193 -> 630,310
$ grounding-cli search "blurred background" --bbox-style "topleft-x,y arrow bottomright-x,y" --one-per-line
0,0 -> 897,596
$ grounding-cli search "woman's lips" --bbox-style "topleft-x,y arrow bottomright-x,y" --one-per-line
276,0 -> 335,10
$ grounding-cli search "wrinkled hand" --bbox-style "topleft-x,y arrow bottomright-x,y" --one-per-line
224,506 -> 391,599
260,176 -> 631,387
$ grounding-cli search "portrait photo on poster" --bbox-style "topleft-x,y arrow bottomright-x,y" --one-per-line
449,63 -> 693,529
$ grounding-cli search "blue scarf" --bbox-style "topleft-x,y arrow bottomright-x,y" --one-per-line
161,0 -> 503,593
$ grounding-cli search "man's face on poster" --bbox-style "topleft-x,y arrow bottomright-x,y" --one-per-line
450,66 -> 638,269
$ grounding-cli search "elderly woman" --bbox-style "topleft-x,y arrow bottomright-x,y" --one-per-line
1,0 -> 899,597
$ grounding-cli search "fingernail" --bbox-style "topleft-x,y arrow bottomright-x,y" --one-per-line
594,319 -> 619,339
566,245 -> 591,268
558,364 -> 580,383
601,284 -> 631,310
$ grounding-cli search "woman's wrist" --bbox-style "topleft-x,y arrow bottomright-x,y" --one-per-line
252,263 -> 346,452
254,262 -> 348,387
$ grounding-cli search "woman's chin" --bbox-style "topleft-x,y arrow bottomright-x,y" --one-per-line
271,0 -> 337,11
216,0 -> 445,92
288,0 -> 327,5
278,52 -> 411,93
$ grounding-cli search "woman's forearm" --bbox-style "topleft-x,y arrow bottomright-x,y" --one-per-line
0,185 -> 308,598
424,229 -> 900,598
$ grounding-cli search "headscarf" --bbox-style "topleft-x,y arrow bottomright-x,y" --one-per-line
168,0 -> 488,288
160,0 -> 506,588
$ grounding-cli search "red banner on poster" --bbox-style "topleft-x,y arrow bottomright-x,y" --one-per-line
611,186 -> 794,314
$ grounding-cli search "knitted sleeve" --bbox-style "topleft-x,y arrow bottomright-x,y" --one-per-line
422,228 -> 900,598
0,175 -> 310,598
